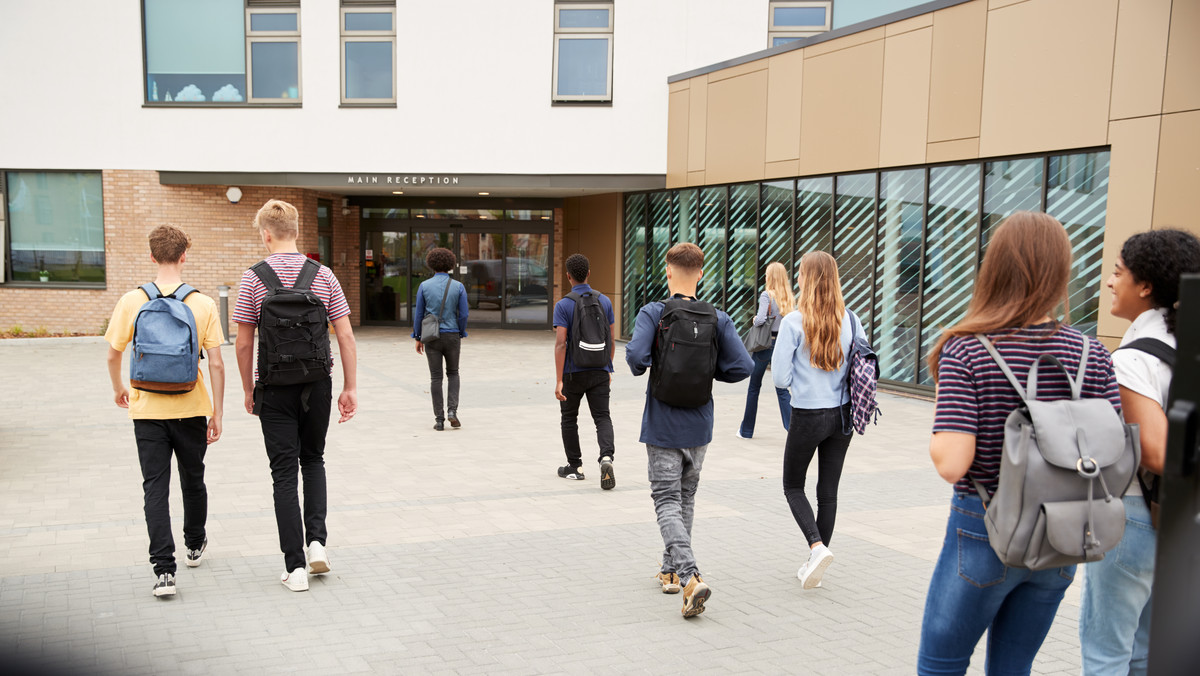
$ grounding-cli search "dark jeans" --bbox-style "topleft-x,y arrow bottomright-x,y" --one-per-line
560,369 -> 615,467
739,338 -> 791,437
133,417 -> 209,576
258,377 -> 332,572
425,333 -> 461,422
782,404 -> 852,547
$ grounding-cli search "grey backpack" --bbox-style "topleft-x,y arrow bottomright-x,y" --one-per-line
971,335 -> 1140,571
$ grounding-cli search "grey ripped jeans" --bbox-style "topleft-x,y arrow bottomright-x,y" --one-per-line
647,443 -> 708,581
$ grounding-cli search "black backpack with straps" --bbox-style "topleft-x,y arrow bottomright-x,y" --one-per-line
1118,337 -> 1176,526
252,258 -> 331,387
650,295 -> 720,408
567,291 -> 612,370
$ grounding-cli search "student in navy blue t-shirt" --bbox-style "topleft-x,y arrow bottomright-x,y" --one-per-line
553,254 -> 617,488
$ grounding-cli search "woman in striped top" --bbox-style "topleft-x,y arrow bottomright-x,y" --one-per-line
917,212 -> 1122,675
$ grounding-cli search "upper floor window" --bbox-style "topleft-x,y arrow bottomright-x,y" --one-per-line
142,0 -> 301,104
3,172 -> 105,285
553,2 -> 614,103
341,1 -> 397,105
768,1 -> 832,47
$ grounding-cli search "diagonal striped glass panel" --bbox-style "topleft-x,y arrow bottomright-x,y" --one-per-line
758,180 -> 795,303
919,164 -> 981,384
727,184 -> 760,334
677,189 -> 699,244
646,191 -> 675,304
1047,151 -> 1109,337
797,177 -> 833,257
834,173 -> 877,335
874,169 -> 925,383
697,186 -> 728,306
622,193 -> 647,338
983,157 -> 1043,250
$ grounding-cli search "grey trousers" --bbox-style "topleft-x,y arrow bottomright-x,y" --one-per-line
425,333 -> 461,422
646,443 -> 708,580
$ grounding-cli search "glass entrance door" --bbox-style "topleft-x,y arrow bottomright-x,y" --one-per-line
363,230 -> 409,322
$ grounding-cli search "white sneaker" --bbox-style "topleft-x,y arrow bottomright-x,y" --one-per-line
281,567 -> 309,592
800,544 -> 833,589
307,542 -> 330,575
795,560 -> 822,588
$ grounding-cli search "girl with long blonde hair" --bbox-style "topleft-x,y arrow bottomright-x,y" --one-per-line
771,251 -> 867,589
737,262 -> 795,438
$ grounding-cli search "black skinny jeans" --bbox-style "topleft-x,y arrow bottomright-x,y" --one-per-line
133,417 -> 209,576
782,404 -> 853,547
258,377 -> 332,572
425,333 -> 461,422
559,369 -> 615,467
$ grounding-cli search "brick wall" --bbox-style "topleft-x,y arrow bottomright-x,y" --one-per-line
0,170 -> 359,334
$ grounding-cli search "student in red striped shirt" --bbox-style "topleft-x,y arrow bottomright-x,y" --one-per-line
917,212 -> 1121,675
234,199 -> 358,593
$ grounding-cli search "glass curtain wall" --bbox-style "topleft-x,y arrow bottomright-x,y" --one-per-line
621,148 -> 1111,390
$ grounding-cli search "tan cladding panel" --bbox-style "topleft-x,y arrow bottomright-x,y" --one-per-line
879,27 -> 933,167
704,70 -> 769,185
799,39 -> 885,175
927,0 -> 986,143
688,77 -> 708,174
562,194 -> 623,298
1099,116 -> 1161,339
1109,0 -> 1171,120
1153,110 -> 1200,232
765,49 -> 804,164
1163,0 -> 1200,114
667,89 -> 690,188
979,0 -> 1118,157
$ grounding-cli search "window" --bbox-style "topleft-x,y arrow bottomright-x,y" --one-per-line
4,172 -> 105,285
142,0 -> 301,104
341,2 -> 396,104
317,200 -> 333,266
768,1 -> 832,48
553,2 -> 614,103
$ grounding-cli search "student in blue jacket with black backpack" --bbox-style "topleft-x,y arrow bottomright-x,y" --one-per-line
553,253 -> 617,488
626,242 -> 753,619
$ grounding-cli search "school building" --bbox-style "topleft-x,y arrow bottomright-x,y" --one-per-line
1,0 -> 1197,391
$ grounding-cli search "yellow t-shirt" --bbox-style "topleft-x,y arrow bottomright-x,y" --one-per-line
105,283 -> 223,420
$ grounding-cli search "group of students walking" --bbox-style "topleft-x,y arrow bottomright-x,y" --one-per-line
105,199 -> 1196,672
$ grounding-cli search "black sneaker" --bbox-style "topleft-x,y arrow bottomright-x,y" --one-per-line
599,456 -> 616,490
434,421 -> 445,431
557,465 -> 585,480
153,573 -> 176,598
185,538 -> 207,568
448,412 -> 461,428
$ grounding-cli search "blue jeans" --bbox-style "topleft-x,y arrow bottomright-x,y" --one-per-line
1079,495 -> 1155,676
738,339 -> 790,437
918,492 -> 1076,675
646,444 -> 707,581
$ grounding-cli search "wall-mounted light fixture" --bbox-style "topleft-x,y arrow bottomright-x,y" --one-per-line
226,186 -> 243,204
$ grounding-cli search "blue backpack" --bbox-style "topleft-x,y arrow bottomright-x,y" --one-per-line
130,283 -> 202,395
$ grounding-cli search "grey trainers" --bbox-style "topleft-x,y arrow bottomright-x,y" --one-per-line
185,538 -> 207,568
599,456 -> 615,490
153,573 -> 176,598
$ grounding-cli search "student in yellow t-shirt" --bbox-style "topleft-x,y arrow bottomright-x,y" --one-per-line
104,225 -> 225,598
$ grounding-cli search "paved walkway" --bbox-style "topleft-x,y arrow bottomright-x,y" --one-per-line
0,328 -> 1083,674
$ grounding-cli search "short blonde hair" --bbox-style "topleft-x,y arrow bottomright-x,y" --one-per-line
148,225 -> 191,263
254,199 -> 299,239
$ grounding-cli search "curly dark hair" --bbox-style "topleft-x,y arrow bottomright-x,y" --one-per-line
1121,228 -> 1200,334
565,253 -> 590,283
425,247 -> 456,272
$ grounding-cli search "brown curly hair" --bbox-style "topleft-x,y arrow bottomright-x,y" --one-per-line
426,247 -> 456,272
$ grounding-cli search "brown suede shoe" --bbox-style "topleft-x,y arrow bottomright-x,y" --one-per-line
655,571 -> 681,594
681,574 -> 711,618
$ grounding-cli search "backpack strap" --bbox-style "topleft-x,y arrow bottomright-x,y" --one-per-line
976,334 -> 1029,403
251,261 -> 284,292
140,283 -> 163,301
1119,337 -> 1176,369
293,257 -> 321,292
169,283 -> 198,301
436,276 -> 452,320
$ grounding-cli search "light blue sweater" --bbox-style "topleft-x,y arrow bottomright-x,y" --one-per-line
771,309 -> 866,409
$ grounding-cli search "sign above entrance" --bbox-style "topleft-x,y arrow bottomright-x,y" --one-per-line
346,175 -> 460,186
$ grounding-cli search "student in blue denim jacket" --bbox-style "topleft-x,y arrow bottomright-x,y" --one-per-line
625,242 -> 753,618
412,247 -> 469,431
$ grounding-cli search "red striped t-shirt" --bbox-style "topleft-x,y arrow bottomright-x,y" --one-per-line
932,324 -> 1121,497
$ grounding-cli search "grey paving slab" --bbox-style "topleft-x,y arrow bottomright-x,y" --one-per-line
0,328 -> 1086,674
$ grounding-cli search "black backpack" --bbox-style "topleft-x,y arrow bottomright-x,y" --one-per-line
252,258 -> 331,387
650,296 -> 720,408
1118,337 -> 1176,527
567,291 -> 612,370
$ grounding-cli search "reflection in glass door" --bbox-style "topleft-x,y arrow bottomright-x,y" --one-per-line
504,233 -> 551,324
458,232 -> 504,325
363,230 -> 409,322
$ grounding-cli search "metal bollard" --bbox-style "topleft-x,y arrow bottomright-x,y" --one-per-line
217,285 -> 232,344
